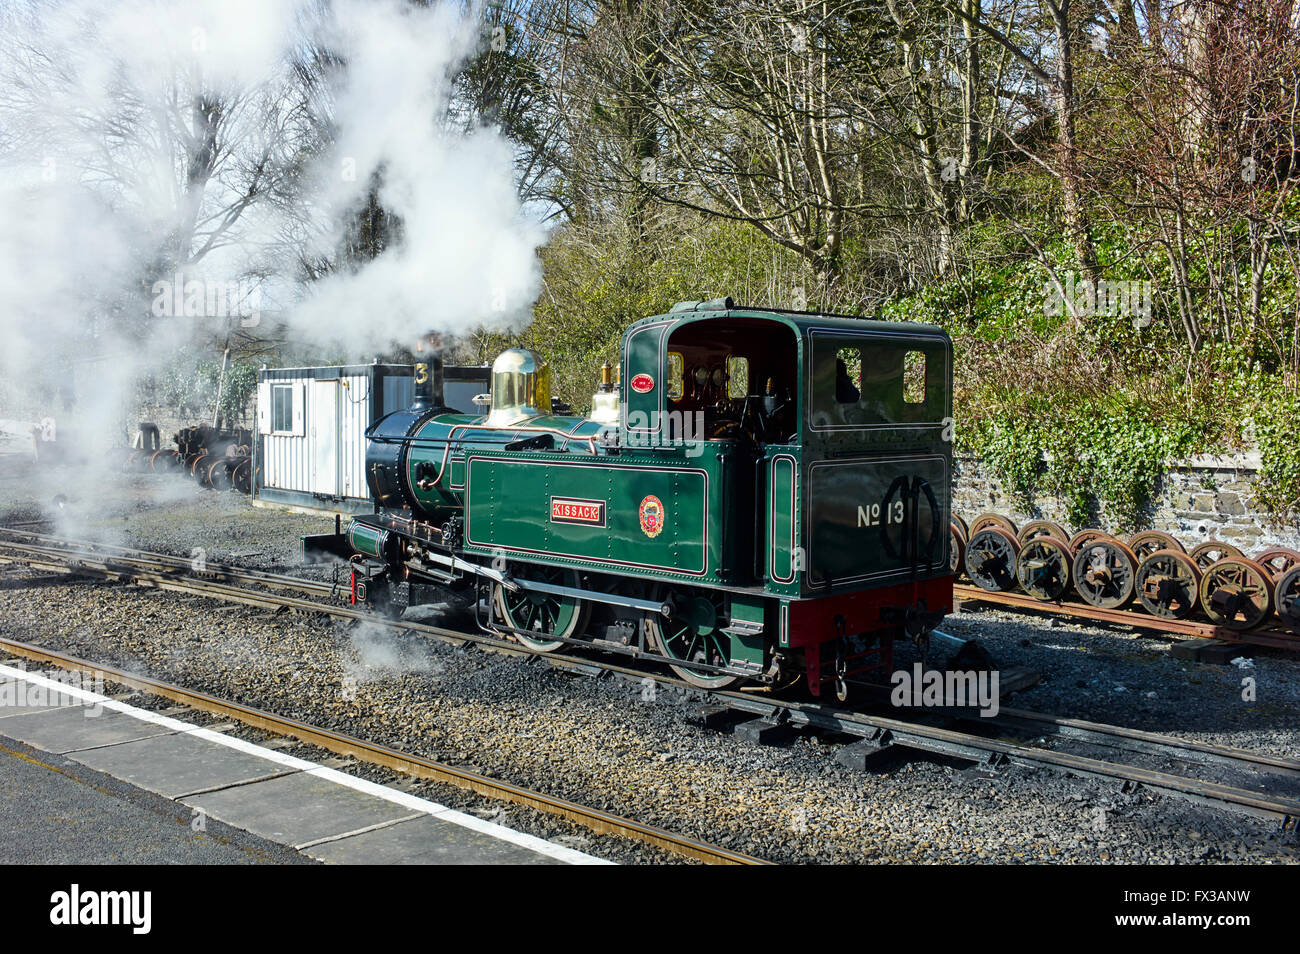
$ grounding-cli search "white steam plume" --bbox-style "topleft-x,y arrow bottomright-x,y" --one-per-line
293,0 -> 543,347
0,0 -> 539,466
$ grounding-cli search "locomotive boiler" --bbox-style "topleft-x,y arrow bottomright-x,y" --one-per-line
306,299 -> 954,697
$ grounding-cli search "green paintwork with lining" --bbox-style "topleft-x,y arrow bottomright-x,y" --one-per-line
461,445 -> 741,585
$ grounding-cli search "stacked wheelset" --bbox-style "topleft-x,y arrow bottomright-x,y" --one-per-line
139,441 -> 256,495
950,513 -> 1300,634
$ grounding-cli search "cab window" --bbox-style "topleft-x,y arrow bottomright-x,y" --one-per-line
667,351 -> 685,400
811,335 -> 946,427
726,356 -> 749,399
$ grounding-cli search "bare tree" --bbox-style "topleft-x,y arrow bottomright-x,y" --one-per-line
945,0 -> 1102,281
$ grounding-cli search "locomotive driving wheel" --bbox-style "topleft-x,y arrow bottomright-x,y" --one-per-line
646,587 -> 739,690
493,566 -> 590,653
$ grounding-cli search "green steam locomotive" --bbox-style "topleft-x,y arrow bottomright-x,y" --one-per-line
307,298 -> 954,697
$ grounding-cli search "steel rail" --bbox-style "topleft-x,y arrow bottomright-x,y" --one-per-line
0,636 -> 769,866
0,541 -> 754,681
4,539 -> 1299,827
989,706 -> 1300,779
0,528 -> 337,598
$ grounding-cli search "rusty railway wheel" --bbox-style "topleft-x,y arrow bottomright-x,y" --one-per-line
1017,520 -> 1069,547
951,513 -> 969,541
964,527 -> 1020,592
970,513 -> 1019,539
1072,538 -> 1139,610
149,449 -> 177,472
189,454 -> 211,484
1189,540 -> 1244,571
1199,558 -> 1275,631
231,459 -> 252,495
950,522 -> 967,579
1135,549 -> 1201,620
1128,530 -> 1185,561
1275,566 -> 1300,633
1016,536 -> 1073,601
207,459 -> 233,491
1254,547 -> 1300,580
1068,529 -> 1112,552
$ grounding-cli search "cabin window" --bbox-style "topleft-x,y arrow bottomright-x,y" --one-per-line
835,348 -> 862,403
811,336 -> 946,427
271,383 -> 294,433
904,351 -> 926,404
726,356 -> 749,399
667,351 -> 684,400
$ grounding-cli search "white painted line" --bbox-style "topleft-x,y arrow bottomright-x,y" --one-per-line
300,764 -> 611,864
0,663 -> 613,865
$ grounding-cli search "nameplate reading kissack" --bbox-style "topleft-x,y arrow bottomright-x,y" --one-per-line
549,497 -> 607,527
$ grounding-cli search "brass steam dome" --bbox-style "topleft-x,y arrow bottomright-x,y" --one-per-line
486,348 -> 552,426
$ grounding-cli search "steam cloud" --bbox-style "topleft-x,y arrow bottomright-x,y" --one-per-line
0,0 -> 540,451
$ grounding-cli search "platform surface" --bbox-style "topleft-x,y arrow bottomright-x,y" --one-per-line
0,740 -> 310,864
0,663 -> 605,865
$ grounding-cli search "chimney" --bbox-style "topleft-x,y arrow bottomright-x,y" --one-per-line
410,332 -> 445,411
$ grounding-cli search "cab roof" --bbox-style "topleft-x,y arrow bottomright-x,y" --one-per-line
631,300 -> 949,342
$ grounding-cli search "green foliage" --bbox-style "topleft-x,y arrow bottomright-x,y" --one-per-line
519,209 -> 807,411
884,217 -> 1300,526
1253,389 -> 1300,516
144,348 -> 260,424
967,404 -> 1195,531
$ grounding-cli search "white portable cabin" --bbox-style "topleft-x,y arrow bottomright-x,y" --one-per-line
253,363 -> 489,514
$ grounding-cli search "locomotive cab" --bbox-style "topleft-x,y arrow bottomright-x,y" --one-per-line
617,300 -> 951,593
615,300 -> 954,694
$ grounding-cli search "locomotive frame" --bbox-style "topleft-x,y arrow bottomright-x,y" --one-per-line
305,298 -> 955,697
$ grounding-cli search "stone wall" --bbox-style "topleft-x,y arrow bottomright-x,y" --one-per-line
953,454 -> 1300,554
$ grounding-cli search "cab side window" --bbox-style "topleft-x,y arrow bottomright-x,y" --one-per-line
811,336 -> 946,427
726,356 -> 749,399
667,351 -> 685,400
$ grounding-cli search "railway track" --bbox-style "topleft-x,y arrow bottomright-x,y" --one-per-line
2,530 -> 1298,832
989,706 -> 1300,782
0,527 -> 339,599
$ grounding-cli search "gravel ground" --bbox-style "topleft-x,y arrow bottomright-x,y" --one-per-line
940,606 -> 1300,757
1,468 -> 1297,864
0,463 -> 335,576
